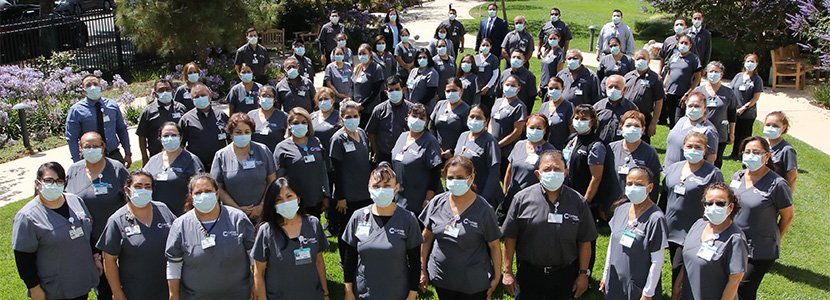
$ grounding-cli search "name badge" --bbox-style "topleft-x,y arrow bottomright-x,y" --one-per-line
183,92 -> 192,99
729,180 -> 742,189
172,113 -> 182,119
408,79 -> 416,89
243,159 -> 257,169
575,89 -> 584,96
344,141 -> 356,153
674,183 -> 687,195
69,226 -> 84,239
125,224 -> 141,236
341,76 -> 349,83
706,98 -> 718,107
438,114 -> 449,122
298,90 -> 306,97
217,133 -> 227,140
303,154 -> 316,163
156,171 -> 169,181
739,85 -> 748,91
478,67 -> 486,73
103,115 -> 111,122
639,79 -> 650,87
93,182 -> 109,195
671,56 -> 679,63
260,126 -> 271,135
356,222 -> 371,240
620,229 -> 636,248
245,96 -> 254,104
547,213 -> 563,224
452,32 -> 458,36
563,148 -> 572,162
394,152 -> 405,161
252,57 -> 259,64
201,234 -> 216,249
525,153 -> 539,165
294,247 -> 312,265
444,225 -> 460,238
697,244 -> 717,261
692,126 -> 707,134
617,165 -> 630,174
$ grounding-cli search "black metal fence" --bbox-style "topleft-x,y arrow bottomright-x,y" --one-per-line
0,10 -> 151,74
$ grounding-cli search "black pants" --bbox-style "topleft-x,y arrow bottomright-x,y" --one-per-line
305,203 -> 324,219
332,199 -> 373,264
663,94 -> 683,129
515,261 -> 577,300
668,241 -> 684,288
59,295 -> 88,300
715,142 -> 728,168
731,118 -> 755,158
738,258 -> 775,300
254,74 -> 270,85
435,286 -> 488,300
642,112 -> 653,144
106,148 -> 124,163
373,152 -> 392,167
500,156 -> 510,180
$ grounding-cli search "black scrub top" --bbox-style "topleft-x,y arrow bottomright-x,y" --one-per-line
274,137 -> 331,209
454,131 -> 503,207
178,107 -> 230,171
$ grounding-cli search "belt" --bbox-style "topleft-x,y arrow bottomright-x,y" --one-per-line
519,260 -> 575,274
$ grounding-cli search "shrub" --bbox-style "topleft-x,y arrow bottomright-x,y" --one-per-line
786,0 -> 830,68
124,105 -> 143,126
633,15 -> 675,42
812,84 -> 830,106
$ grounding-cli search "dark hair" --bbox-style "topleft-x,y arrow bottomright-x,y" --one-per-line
443,156 -> 477,192
157,121 -> 181,138
539,150 -> 565,167
469,104 -> 490,121
678,35 -> 694,46
686,91 -> 707,108
259,85 -> 277,97
246,27 -> 257,35
456,54 -> 479,77
449,8 -> 457,14
370,161 -> 397,185
573,104 -> 599,134
703,182 -> 740,219
739,136 -> 778,172
416,48 -> 434,68
373,35 -> 386,49
547,77 -> 565,89
292,39 -> 305,46
408,103 -> 428,121
444,77 -> 463,92
383,8 -> 401,24
613,9 -> 623,16
329,10 -> 339,16
153,79 -> 173,92
488,3 -> 498,10
81,74 -> 99,85
434,23 -> 450,39
386,75 -> 402,88
480,38 -> 493,47
35,162 -> 66,195
226,112 -> 256,136
259,177 -> 307,249
184,173 -> 219,212
527,113 -> 551,140
551,7 -> 561,14
510,49 -> 526,60
610,166 -> 655,209
504,74 -> 523,89
124,170 -> 154,203
683,131 -> 709,150
608,37 -> 622,46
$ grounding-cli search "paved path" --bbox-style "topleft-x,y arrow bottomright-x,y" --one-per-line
2,0 -> 829,207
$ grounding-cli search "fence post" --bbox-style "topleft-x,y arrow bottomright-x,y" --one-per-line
114,16 -> 125,75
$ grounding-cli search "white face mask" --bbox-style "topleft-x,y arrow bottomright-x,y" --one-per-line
276,198 -> 300,219
704,204 -> 729,225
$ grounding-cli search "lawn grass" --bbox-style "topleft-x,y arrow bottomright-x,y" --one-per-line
461,0 -> 657,54
0,136 -> 67,165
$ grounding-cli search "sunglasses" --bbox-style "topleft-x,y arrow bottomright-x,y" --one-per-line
703,201 -> 728,207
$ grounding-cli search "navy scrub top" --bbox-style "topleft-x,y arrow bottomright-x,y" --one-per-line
391,132 -> 444,214
274,137 -> 331,209
454,131 -> 503,207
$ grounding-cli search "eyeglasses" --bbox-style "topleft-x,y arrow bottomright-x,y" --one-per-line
39,178 -> 65,185
742,150 -> 767,155
703,201 -> 728,207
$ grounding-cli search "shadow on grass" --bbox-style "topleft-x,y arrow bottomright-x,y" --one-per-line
770,262 -> 830,292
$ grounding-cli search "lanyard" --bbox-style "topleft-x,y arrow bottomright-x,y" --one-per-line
199,206 -> 222,237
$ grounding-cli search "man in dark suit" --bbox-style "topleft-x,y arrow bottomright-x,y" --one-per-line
475,3 -> 508,56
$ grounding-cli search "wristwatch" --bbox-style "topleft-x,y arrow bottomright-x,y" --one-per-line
578,269 -> 591,276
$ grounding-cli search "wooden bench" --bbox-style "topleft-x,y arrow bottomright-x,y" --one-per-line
770,45 -> 810,90
261,28 -> 285,55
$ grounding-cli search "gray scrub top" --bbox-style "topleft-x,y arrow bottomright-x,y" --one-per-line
475,53 -> 501,93
419,193 -> 501,294
429,100 -> 470,151
665,53 -> 702,96
407,67 -> 440,106
663,161 -> 724,244
730,72 -> 764,120
681,219 -> 748,300
609,140 -> 662,197
624,69 -> 665,116
165,205 -> 255,300
311,110 -> 342,153
341,206 -> 424,300
247,109 -> 288,151
96,202 -> 177,300
432,55 -> 457,100
251,217 -> 329,300
539,99 -> 574,150
65,158 -> 129,241
538,20 -> 573,49
501,30 -> 535,58
391,132 -> 444,214
490,97 -> 528,158
210,142 -> 277,207
318,22 -> 345,59
454,131 -> 503,207
594,98 -> 640,120
324,62 -> 354,101
226,82 -> 262,115
136,101 -> 188,155
365,100 -> 414,156
771,140 -> 798,177
394,42 -> 417,80
12,194 -> 98,299
274,137 -> 331,208
428,39 -> 456,58
597,54 -> 634,85
729,170 -> 793,260
374,51 -> 398,80
498,67 -> 538,108
330,128 -> 371,202
174,85 -> 195,111
605,203 -> 668,300
502,184 -> 598,266
142,150 -> 205,216
505,140 -> 556,203
352,62 -> 385,104
276,77 -> 316,113
539,47 -> 565,90
178,108 -> 230,171
694,85 -> 736,143
460,73 -> 482,106
663,117 -> 719,168
557,66 -> 601,106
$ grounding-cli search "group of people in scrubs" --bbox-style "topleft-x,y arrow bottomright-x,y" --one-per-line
13,4 -> 800,300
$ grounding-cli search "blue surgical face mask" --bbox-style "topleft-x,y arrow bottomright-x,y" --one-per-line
192,192 -> 218,213
612,16 -> 621,24
286,67 -> 299,79
567,58 -> 581,70
129,188 -> 153,208
526,127 -> 544,143
550,15 -> 559,23
707,71 -> 722,83
358,54 -> 370,64
318,99 -> 333,111
448,14 -> 456,21
674,25 -> 685,34
502,85 -> 518,98
635,59 -> 649,71
515,23 -> 525,31
446,91 -> 461,103
488,10 -> 497,18
276,198 -> 300,219
240,72 -> 253,83
343,117 -> 360,132
625,185 -> 648,204
461,62 -> 472,73
295,46 -> 306,56
370,187 -> 395,207
259,97 -> 275,110
401,36 -> 410,43
573,119 -> 591,134
438,32 -> 447,39
388,90 -> 403,104
83,147 -> 103,163
607,87 -> 622,101
744,61 -> 757,72
161,136 -> 181,152
408,116 -> 425,133
334,54 -> 345,62
742,153 -> 764,171
86,86 -> 102,100
467,118 -> 485,133
683,148 -> 704,163
194,96 -> 210,109
233,134 -> 251,148
548,38 -> 559,47
418,58 -> 428,68
763,126 -> 781,139
677,43 -> 690,53
291,124 -> 308,138
704,204 -> 729,225
376,43 -> 386,52
622,126 -> 642,143
540,171 -> 565,191
446,179 -> 471,196
548,88 -> 562,101
337,40 -> 347,48
157,91 -> 173,104
609,46 -> 620,55
40,183 -> 64,201
686,106 -> 703,120
437,46 -> 447,56
248,36 -> 258,45
692,20 -> 703,28
480,46 -> 490,53
510,57 -> 523,69
389,14 -> 397,22
187,73 -> 200,83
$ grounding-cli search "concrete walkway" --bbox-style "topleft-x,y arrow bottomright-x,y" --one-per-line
2,0 -> 829,207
